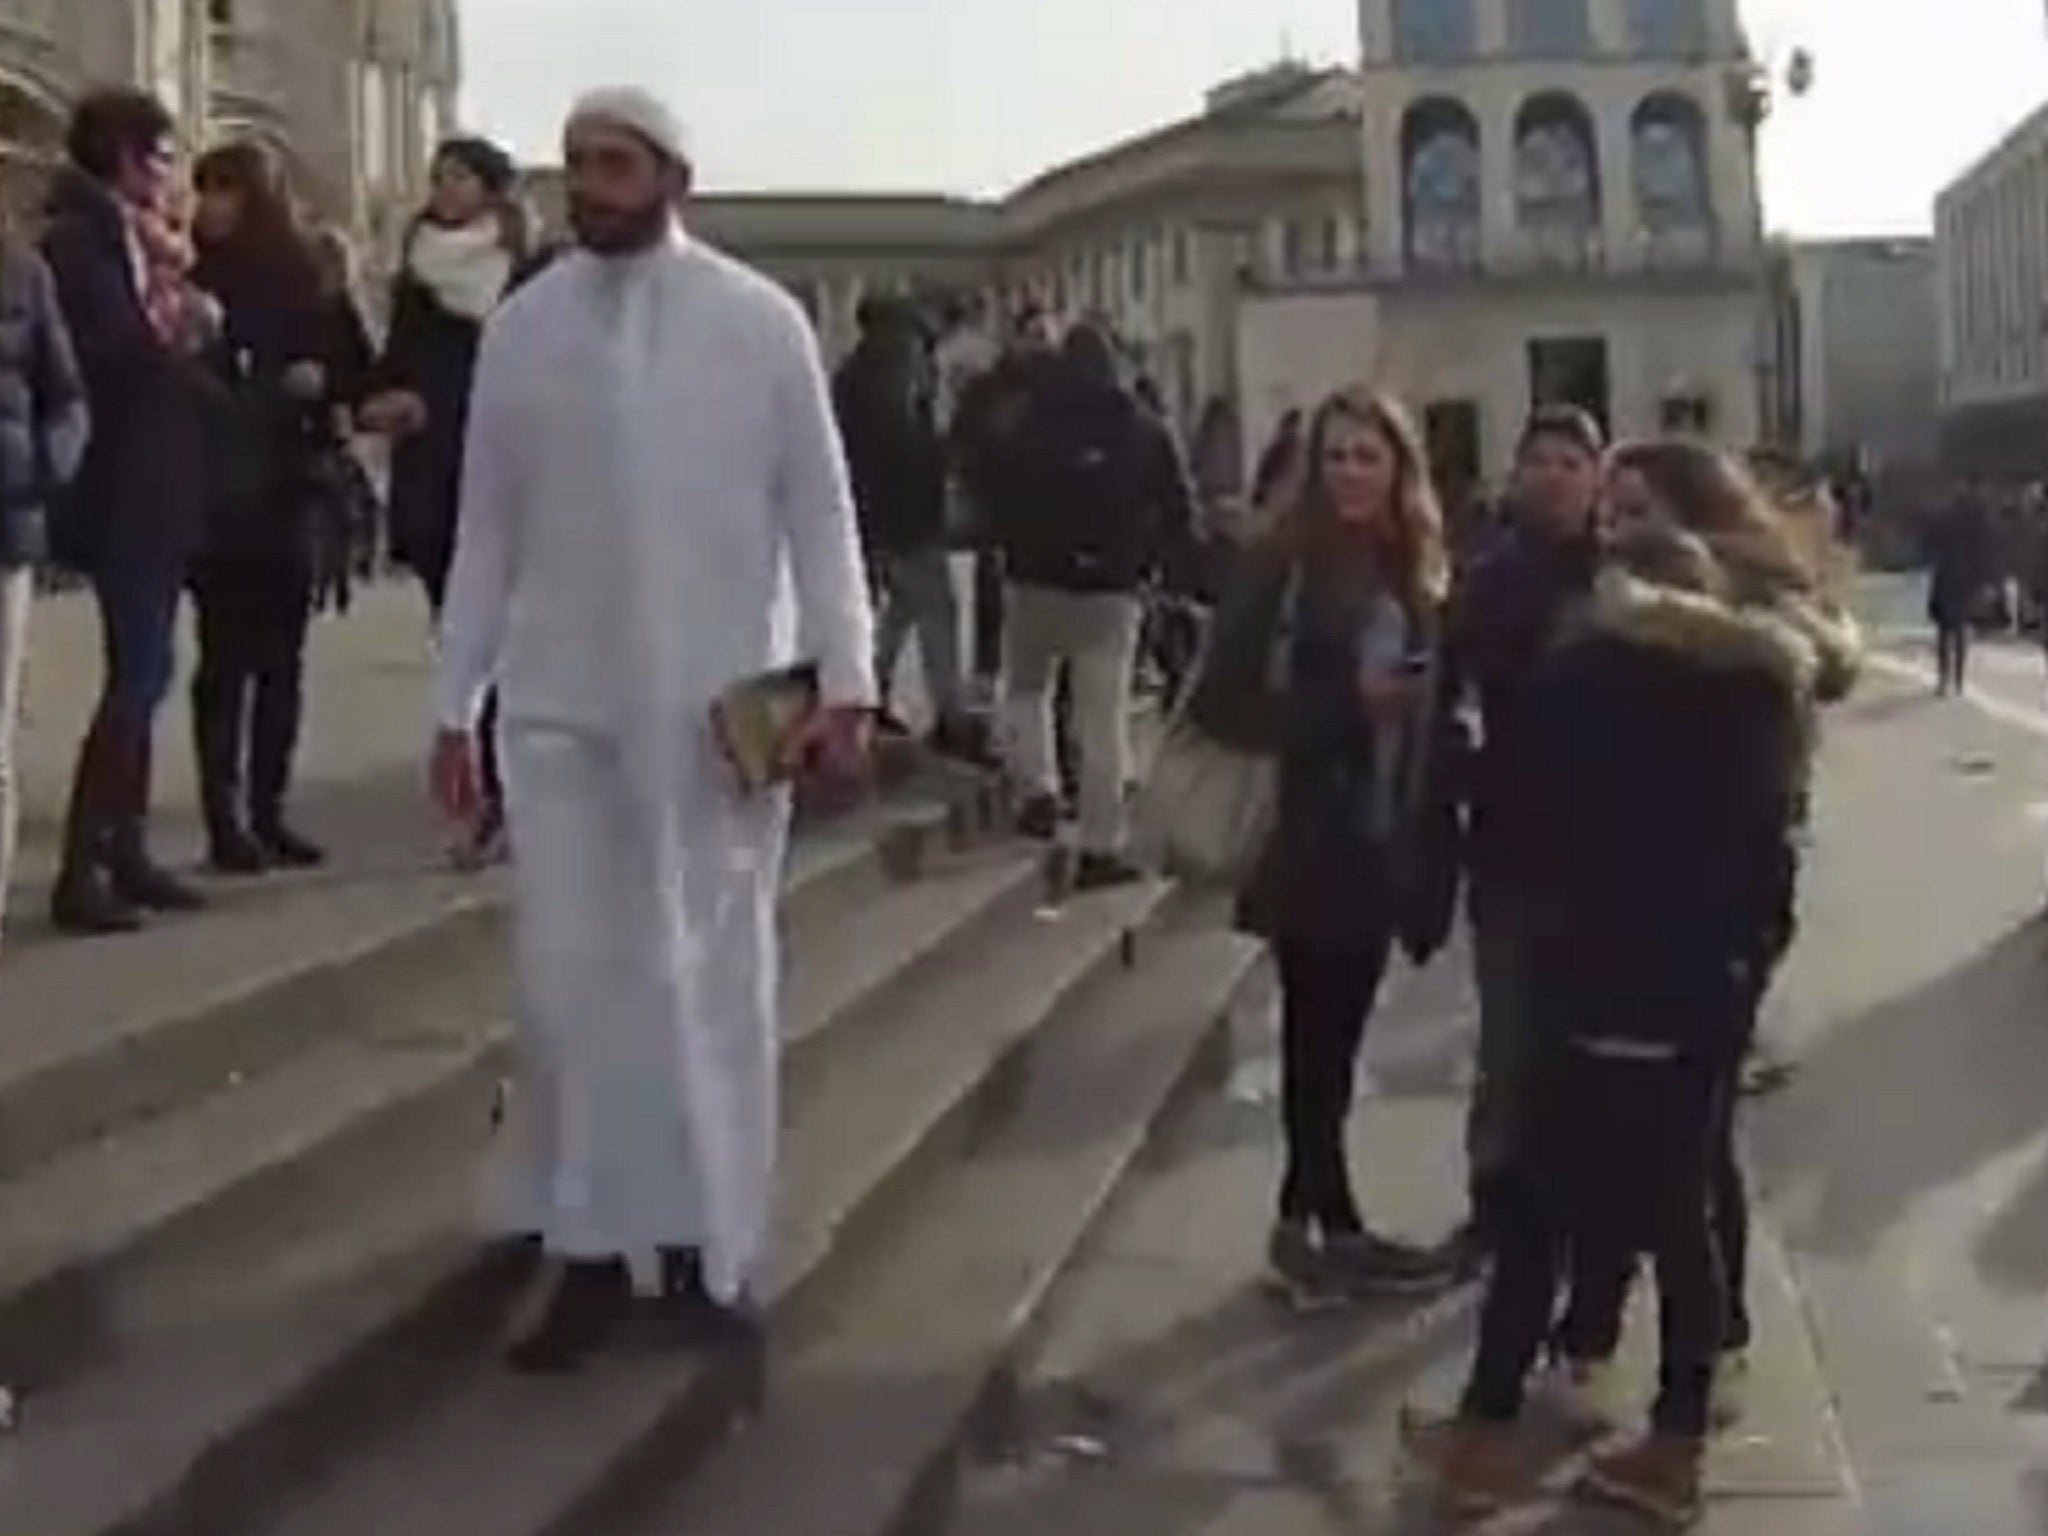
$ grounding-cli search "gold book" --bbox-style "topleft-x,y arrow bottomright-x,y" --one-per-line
711,662 -> 821,793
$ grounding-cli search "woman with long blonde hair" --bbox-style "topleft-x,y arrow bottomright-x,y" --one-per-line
1181,386 -> 1461,1305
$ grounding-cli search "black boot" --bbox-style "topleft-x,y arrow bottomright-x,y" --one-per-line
195,669 -> 266,875
50,721 -> 143,935
507,1258 -> 631,1374
107,736 -> 203,913
651,1246 -> 766,1349
249,634 -> 321,867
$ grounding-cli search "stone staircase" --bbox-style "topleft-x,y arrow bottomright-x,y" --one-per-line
0,756 -> 1266,1536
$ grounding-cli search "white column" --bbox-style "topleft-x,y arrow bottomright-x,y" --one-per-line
1478,93 -> 1518,270
1475,0 -> 1510,57
1596,102 -> 1637,272
1363,87 -> 1406,273
1587,0 -> 1631,55
1358,0 -> 1396,67
1707,111 -> 1762,261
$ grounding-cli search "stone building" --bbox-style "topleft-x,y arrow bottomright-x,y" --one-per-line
1761,238 -> 1938,477
0,0 -> 457,278
1935,98 -> 2048,479
1238,0 -> 1769,490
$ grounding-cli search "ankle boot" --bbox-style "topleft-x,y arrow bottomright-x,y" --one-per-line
507,1258 -> 631,1374
107,735 -> 202,913
50,722 -> 142,935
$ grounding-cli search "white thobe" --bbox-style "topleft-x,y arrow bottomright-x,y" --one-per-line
433,225 -> 874,1301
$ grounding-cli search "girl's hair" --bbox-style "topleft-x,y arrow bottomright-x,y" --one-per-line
1265,386 -> 1450,616
192,139 -> 319,305
1607,438 -> 1813,596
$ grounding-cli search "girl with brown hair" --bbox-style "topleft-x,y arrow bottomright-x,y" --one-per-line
187,139 -> 338,872
1412,441 -> 1839,1527
1181,386 -> 1462,1305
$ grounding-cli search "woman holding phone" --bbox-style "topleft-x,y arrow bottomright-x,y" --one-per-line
1180,386 -> 1462,1306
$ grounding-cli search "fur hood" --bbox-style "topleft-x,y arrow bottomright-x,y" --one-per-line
1700,527 -> 1864,703
1564,567 -> 1821,702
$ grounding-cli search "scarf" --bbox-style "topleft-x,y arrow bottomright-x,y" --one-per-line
407,216 -> 513,322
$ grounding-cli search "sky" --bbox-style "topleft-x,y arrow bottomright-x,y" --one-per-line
457,0 -> 2048,237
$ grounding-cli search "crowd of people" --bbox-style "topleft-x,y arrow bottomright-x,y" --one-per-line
0,75 -> 1876,1532
0,88 -> 541,953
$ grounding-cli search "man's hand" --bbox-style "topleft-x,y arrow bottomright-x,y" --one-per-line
778,704 -> 872,789
431,728 -> 481,828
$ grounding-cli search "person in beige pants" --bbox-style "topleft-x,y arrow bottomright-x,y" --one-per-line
996,321 -> 1193,891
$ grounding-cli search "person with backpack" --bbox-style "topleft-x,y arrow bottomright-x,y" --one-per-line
833,297 -> 973,755
997,320 -> 1193,890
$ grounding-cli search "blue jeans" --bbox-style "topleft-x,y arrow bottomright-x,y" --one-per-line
91,551 -> 182,735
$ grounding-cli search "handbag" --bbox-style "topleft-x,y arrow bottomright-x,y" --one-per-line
1130,711 -> 1278,888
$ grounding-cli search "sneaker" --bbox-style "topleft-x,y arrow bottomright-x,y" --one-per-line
1265,1221 -> 1346,1312
1016,794 -> 1061,842
1710,1349 -> 1750,1433
1073,852 -> 1144,893
1322,1229 -> 1459,1296
1398,1408 -> 1531,1517
1577,1433 -> 1706,1529
1537,1355 -> 1627,1435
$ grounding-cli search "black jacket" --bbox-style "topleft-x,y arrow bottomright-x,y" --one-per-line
832,338 -> 945,557
950,349 -> 1058,546
1446,520 -> 1598,888
39,170 -> 209,571
1521,572 -> 1811,1055
371,269 -> 487,588
0,237 -> 88,567
191,246 -> 337,564
998,368 -> 1194,594
1193,547 -> 1458,955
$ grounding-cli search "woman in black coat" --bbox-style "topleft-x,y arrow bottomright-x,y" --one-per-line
41,91 -> 217,932
360,135 -> 527,864
1412,453 -> 1817,1528
1181,386 -> 1462,1308
187,141 -> 345,872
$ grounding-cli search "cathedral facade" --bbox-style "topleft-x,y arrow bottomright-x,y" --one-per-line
0,0 -> 456,276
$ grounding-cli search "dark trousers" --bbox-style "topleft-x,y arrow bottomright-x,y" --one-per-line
59,551 -> 184,881
190,556 -> 314,836
421,560 -> 504,827
1461,1045 -> 1732,1439
1276,936 -> 1393,1234
1936,623 -> 1970,692
972,549 -> 1005,683
1557,1075 -> 1753,1361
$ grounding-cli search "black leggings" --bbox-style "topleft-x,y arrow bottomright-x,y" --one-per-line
191,556 -> 313,833
1936,623 -> 1970,692
1558,1075 -> 1752,1360
1276,937 -> 1393,1234
1461,1047 -> 1734,1439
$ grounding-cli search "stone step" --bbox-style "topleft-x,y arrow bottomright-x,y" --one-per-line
619,913 -> 1267,1536
945,1010 -> 1855,1536
0,787 -> 961,1187
237,882 -> 1187,1536
0,833 -> 1035,1536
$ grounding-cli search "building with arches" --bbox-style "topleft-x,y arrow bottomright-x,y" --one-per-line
0,0 -> 456,281
1242,0 -> 1769,490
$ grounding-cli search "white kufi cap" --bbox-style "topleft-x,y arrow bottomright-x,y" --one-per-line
566,86 -> 690,165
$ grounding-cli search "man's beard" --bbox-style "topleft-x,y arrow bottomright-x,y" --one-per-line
569,194 -> 671,256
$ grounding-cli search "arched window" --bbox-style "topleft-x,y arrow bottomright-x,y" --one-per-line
1510,0 -> 1590,57
1395,0 -> 1477,64
1514,93 -> 1601,267
1628,0 -> 1706,57
1402,98 -> 1482,271
1633,92 -> 1714,259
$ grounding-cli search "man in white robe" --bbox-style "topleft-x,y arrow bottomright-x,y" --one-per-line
430,88 -> 874,1373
